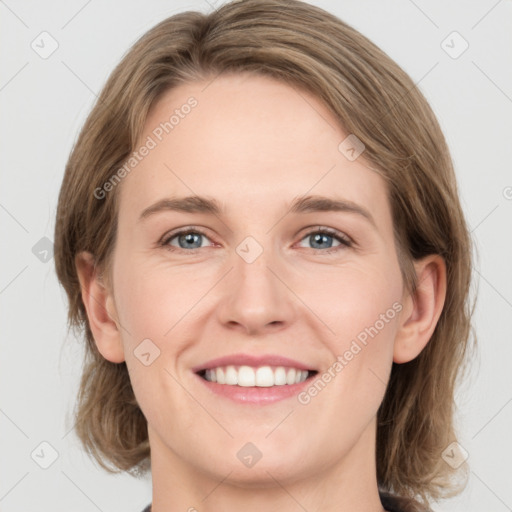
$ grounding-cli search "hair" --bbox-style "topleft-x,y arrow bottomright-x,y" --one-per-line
54,0 -> 476,510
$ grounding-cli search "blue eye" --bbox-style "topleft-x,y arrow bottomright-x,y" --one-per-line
298,228 -> 352,253
160,226 -> 352,254
162,229 -> 212,251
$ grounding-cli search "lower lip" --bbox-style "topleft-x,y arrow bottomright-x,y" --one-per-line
195,373 -> 314,405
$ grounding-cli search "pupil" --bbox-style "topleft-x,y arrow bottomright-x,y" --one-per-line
182,233 -> 200,248
313,233 -> 331,249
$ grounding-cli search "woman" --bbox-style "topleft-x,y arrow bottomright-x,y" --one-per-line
54,1 -> 475,510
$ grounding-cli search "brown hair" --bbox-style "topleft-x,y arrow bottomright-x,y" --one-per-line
54,0 -> 476,509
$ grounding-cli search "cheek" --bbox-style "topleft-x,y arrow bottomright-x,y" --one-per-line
111,259 -> 208,404
297,293 -> 399,436
113,259 -> 190,340
300,260 -> 402,343
302,261 -> 401,404
111,264 -> 194,422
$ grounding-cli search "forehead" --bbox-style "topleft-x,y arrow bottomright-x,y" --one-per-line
117,73 -> 391,232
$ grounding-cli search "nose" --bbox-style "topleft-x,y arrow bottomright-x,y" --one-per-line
216,244 -> 297,336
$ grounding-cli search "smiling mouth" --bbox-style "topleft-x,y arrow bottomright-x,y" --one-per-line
196,365 -> 318,387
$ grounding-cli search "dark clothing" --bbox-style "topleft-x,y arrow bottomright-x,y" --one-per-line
380,491 -> 431,511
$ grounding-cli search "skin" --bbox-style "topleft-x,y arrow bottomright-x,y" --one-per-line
76,73 -> 446,511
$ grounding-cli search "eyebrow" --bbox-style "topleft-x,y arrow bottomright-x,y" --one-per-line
138,194 -> 376,228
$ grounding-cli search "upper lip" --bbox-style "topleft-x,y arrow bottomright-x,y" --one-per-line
192,353 -> 317,373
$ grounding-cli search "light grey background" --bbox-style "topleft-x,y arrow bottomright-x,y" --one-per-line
1,0 -> 511,511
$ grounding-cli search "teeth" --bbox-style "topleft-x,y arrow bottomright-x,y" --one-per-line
225,366 -> 238,385
238,366 -> 255,387
203,365 -> 310,387
274,366 -> 287,385
256,366 -> 274,387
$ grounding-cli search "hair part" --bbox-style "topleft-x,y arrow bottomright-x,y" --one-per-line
54,0 -> 476,508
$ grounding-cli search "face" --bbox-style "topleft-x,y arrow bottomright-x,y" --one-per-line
107,73 -> 406,485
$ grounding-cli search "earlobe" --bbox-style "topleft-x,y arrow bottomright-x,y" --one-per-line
75,251 -> 125,363
393,254 -> 447,364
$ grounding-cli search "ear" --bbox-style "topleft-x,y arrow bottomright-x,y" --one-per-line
393,254 -> 447,364
75,251 -> 125,363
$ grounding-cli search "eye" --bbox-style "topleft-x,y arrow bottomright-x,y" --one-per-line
297,227 -> 352,253
161,227 -> 213,252
159,226 -> 352,254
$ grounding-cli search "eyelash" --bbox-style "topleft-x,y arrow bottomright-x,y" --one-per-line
159,226 -> 353,255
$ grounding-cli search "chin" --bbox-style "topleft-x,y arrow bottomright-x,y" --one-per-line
199,441 -> 316,487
